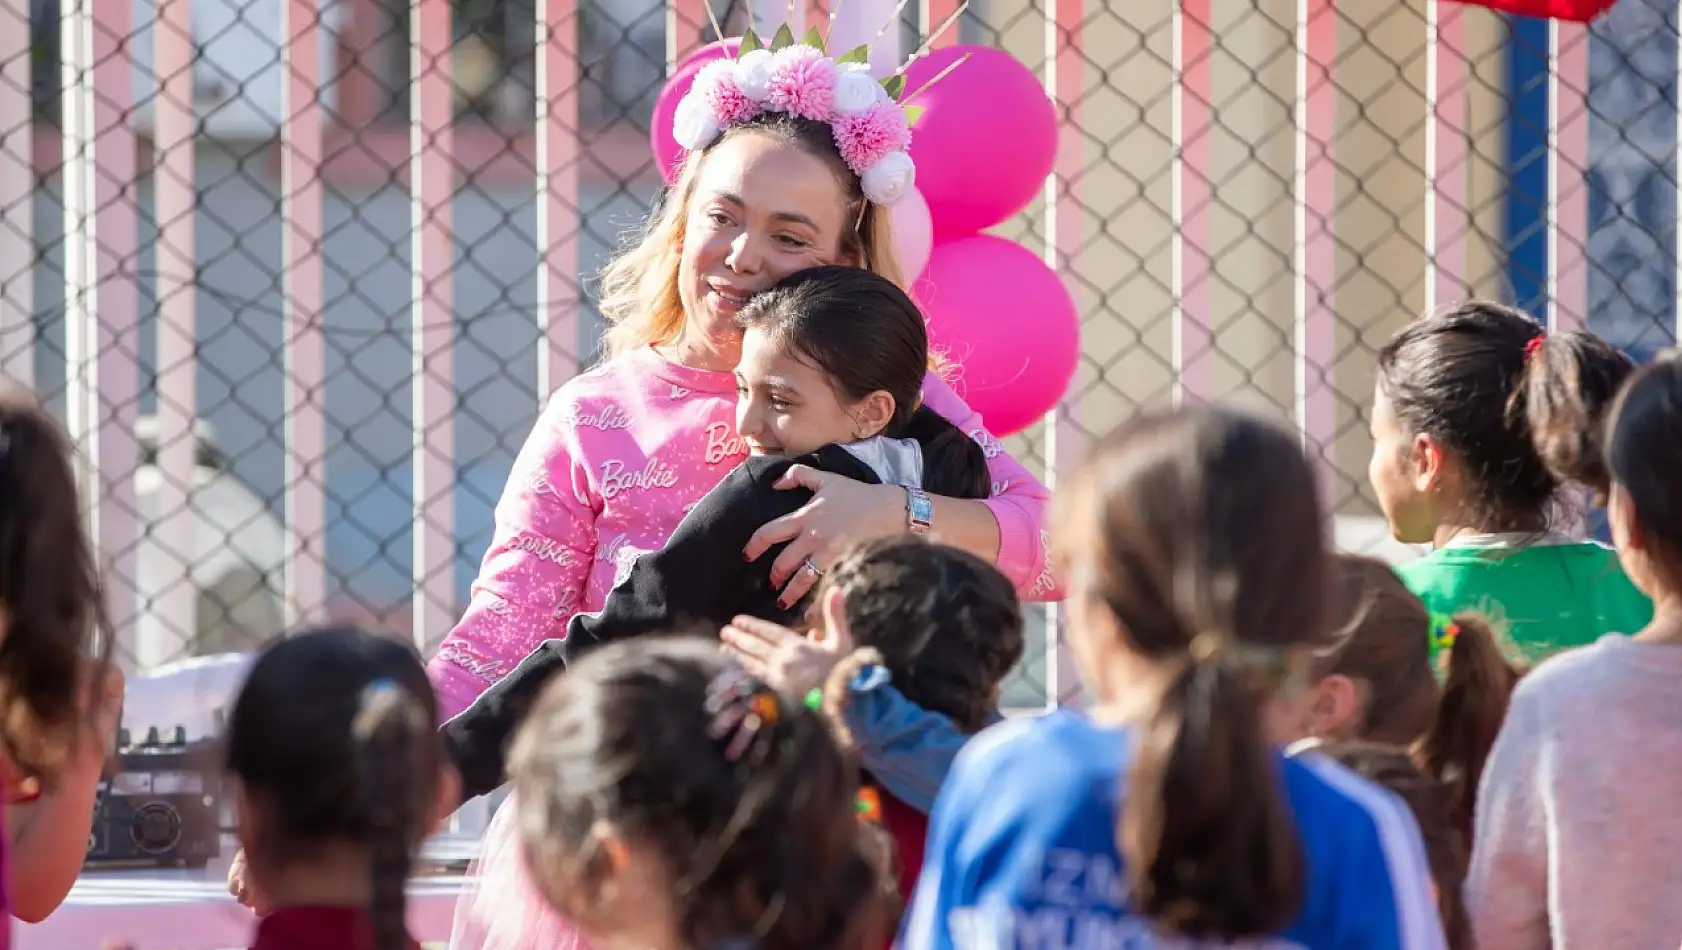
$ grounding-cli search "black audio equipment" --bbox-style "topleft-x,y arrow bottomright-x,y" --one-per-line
84,726 -> 223,869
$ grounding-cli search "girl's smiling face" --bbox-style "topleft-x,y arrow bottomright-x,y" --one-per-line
733,329 -> 894,457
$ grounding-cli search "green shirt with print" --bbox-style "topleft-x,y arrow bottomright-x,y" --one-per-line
1396,539 -> 1653,662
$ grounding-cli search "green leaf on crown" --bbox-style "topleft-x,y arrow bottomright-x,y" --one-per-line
835,44 -> 870,65
882,74 -> 905,100
903,105 -> 925,126
801,26 -> 824,51
739,28 -> 762,56
770,24 -> 796,51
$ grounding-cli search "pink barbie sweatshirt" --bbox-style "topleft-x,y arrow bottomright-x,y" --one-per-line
428,346 -> 1060,717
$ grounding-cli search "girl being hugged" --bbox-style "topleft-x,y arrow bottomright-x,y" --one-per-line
426,28 -> 1059,723
415,30 -> 1057,944
901,406 -> 1446,949
441,265 -> 995,803
1369,301 -> 1646,659
1468,352 -> 1682,950
506,637 -> 895,950
226,625 -> 459,950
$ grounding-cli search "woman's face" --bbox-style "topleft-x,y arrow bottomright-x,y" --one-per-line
677,132 -> 852,368
734,329 -> 892,457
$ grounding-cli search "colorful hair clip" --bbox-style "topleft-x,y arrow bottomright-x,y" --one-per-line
1429,612 -> 1461,652
1524,333 -> 1546,361
856,786 -> 882,824
705,666 -> 782,765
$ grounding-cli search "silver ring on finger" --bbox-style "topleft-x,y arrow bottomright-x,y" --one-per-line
798,558 -> 824,579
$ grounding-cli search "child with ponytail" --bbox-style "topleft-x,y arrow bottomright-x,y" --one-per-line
225,625 -> 459,950
1468,352 -> 1682,949
1287,556 -> 1524,950
901,406 -> 1445,949
1370,301 -> 1648,659
1298,554 -> 1523,836
506,637 -> 895,950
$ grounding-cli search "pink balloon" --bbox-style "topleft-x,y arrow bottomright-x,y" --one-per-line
903,46 -> 1058,237
650,39 -> 742,184
888,187 -> 934,281
914,235 -> 1080,437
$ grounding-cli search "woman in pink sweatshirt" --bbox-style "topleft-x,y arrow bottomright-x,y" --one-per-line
429,53 -> 1062,950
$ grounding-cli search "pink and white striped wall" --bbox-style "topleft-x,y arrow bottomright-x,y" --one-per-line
0,0 -> 1605,705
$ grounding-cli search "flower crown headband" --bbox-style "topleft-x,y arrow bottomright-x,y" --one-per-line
672,0 -> 970,207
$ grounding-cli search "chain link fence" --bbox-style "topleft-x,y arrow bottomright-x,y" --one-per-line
0,0 -> 1676,708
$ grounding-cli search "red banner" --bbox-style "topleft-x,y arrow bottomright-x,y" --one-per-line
1446,0 -> 1615,21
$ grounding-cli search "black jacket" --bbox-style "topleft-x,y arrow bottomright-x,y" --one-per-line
442,444 -> 886,802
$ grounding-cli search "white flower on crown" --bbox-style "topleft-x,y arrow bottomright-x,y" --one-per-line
833,63 -> 888,117
673,91 -> 722,150
732,48 -> 775,102
861,151 -> 915,205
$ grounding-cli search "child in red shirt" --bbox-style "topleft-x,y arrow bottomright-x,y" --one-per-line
227,625 -> 459,950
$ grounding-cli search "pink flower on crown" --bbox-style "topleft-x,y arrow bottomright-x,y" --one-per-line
764,45 -> 838,121
695,59 -> 760,126
832,102 -> 911,176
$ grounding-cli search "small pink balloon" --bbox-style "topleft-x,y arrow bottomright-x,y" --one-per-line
650,39 -> 742,184
915,234 -> 1080,437
888,187 -> 934,281
903,46 -> 1058,237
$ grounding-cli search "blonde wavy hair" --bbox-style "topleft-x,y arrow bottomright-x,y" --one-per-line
596,113 -> 905,361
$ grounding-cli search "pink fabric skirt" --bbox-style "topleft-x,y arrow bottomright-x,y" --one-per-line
447,791 -> 592,950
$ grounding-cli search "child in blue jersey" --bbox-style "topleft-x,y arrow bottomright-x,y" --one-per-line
899,406 -> 1447,950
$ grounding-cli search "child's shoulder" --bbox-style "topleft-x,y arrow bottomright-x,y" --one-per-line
945,713 -> 1119,809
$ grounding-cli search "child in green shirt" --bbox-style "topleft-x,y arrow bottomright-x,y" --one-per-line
1367,301 -> 1651,661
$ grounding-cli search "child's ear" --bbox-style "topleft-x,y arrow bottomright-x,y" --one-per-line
431,763 -> 463,833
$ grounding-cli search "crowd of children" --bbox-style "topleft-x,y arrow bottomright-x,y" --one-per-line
0,292 -> 1665,950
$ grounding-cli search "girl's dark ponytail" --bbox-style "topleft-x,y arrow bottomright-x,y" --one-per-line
351,681 -> 432,950
1518,330 -> 1634,502
893,406 -> 990,500
1121,643 -> 1305,939
1415,612 -> 1522,840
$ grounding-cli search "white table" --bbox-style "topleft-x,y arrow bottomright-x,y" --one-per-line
16,836 -> 480,950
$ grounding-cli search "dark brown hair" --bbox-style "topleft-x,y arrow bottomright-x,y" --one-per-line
813,536 -> 1023,734
0,392 -> 113,785
1314,741 -> 1470,950
736,265 -> 989,499
1376,300 -> 1634,527
1314,554 -> 1440,745
227,625 -> 443,950
1416,612 -> 1524,840
509,637 -> 892,950
1055,406 -> 1326,939
1604,351 -> 1682,580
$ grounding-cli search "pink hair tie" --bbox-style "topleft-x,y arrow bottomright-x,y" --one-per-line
1524,334 -> 1546,361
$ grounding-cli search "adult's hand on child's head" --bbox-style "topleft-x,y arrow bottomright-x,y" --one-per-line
722,589 -> 855,695
227,848 -> 272,916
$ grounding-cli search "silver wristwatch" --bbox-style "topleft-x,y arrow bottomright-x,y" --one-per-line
905,486 -> 933,536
